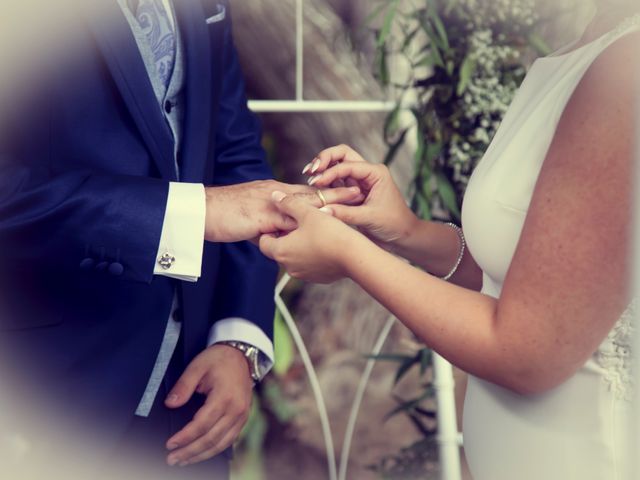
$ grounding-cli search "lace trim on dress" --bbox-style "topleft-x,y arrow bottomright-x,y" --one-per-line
594,299 -> 636,401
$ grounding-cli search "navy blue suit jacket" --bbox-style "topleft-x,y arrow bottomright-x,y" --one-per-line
0,0 -> 277,443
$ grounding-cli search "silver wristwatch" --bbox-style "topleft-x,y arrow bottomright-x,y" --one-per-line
219,341 -> 262,383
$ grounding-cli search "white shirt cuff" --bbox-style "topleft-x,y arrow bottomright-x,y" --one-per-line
208,318 -> 274,380
154,182 -> 206,282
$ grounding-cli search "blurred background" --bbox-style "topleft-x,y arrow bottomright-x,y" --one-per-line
227,1 -> 593,479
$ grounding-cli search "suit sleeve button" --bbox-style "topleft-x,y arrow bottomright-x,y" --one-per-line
108,262 -> 125,276
95,261 -> 109,272
79,258 -> 95,270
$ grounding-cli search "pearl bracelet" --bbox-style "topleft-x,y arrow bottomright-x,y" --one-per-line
440,222 -> 465,281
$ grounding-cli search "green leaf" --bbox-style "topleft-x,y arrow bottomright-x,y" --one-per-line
436,172 -> 461,219
374,49 -> 390,86
413,406 -> 437,419
263,381 -> 298,422
430,45 -> 446,69
364,353 -> 414,363
376,0 -> 399,48
416,191 -> 431,220
363,1 -> 390,27
407,412 -> 437,437
383,105 -> 401,140
413,121 -> 426,164
419,348 -> 432,375
456,55 -> 476,96
415,53 -> 436,68
384,389 -> 433,421
425,141 -> 442,163
400,26 -> 420,53
273,310 -> 294,376
528,32 -> 552,56
394,356 -> 417,385
428,9 -> 450,51
383,128 -> 409,166
234,396 -> 267,480
420,19 -> 444,51
239,396 -> 268,452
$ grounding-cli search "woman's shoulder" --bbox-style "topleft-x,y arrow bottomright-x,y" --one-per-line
576,25 -> 639,105
593,15 -> 640,68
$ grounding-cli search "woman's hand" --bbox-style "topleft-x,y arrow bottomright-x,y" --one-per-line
301,145 -> 419,250
259,191 -> 365,283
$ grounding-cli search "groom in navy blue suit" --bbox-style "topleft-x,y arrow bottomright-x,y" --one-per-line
0,0 -> 351,478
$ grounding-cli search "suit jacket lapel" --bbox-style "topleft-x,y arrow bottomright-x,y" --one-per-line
173,0 -> 214,183
84,1 -> 177,181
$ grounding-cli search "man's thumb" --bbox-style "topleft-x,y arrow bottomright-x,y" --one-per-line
165,364 -> 202,409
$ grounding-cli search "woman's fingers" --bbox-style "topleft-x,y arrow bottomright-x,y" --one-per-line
292,186 -> 364,208
308,161 -> 383,189
301,144 -> 367,176
324,204 -> 366,227
317,144 -> 367,166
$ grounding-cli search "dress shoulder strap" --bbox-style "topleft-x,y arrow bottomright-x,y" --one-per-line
597,13 -> 640,51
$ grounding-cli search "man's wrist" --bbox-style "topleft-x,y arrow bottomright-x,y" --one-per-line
204,187 -> 219,242
216,341 -> 262,384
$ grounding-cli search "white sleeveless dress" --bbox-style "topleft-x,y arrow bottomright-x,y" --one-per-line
460,15 -> 639,480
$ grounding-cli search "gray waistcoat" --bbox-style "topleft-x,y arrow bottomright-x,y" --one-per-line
117,0 -> 186,417
118,0 -> 185,178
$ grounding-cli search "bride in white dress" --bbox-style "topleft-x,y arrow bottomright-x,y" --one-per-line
258,1 -> 639,478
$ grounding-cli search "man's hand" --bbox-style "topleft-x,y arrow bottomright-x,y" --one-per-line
204,180 -> 363,243
164,344 -> 254,467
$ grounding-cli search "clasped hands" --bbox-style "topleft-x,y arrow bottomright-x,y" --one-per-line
204,145 -> 418,284
258,144 -> 419,283
203,145 -> 415,254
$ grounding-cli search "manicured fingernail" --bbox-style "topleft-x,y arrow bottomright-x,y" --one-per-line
311,159 -> 321,173
167,442 -> 178,450
308,175 -> 322,186
272,191 -> 287,202
302,163 -> 312,174
349,186 -> 360,193
168,456 -> 178,466
319,206 -> 333,215
166,393 -> 178,403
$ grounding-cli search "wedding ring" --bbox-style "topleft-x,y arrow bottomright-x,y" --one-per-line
316,189 -> 327,207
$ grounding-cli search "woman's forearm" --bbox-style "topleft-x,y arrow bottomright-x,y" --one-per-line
392,220 -> 483,291
343,233 -> 552,395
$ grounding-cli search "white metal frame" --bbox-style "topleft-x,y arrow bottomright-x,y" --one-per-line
632,80 -> 640,480
247,1 -> 463,479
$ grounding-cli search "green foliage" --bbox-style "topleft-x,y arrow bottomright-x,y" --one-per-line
371,0 -> 547,221
233,397 -> 268,480
366,1 -> 551,476
368,437 -> 441,480
273,310 -> 295,377
369,348 -> 436,433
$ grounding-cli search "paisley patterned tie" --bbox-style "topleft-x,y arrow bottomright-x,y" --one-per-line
135,0 -> 176,90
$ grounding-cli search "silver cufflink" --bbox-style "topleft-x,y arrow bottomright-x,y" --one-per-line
158,252 -> 175,270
